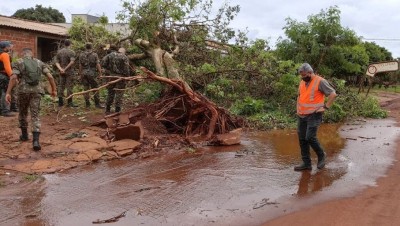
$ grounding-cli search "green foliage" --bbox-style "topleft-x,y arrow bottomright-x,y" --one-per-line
363,42 -> 393,63
230,97 -> 265,116
135,82 -> 163,103
359,96 -> 387,118
248,111 -> 297,129
24,174 -> 40,182
275,6 -> 370,79
68,17 -> 120,52
13,4 -> 65,23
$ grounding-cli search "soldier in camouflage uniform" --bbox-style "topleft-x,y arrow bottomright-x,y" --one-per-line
6,48 -> 57,151
101,46 -> 130,114
78,43 -> 103,108
55,39 -> 77,107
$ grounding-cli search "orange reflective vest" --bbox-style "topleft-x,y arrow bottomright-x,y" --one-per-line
297,75 -> 325,115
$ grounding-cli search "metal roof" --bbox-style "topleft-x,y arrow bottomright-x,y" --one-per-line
0,15 -> 68,36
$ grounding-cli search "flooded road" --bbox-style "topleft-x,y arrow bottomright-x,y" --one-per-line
1,118 -> 399,226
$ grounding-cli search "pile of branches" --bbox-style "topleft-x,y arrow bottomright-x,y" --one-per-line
142,67 -> 243,139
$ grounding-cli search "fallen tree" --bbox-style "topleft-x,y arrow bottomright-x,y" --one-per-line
87,67 -> 243,144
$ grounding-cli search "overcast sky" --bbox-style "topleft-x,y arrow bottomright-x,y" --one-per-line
1,0 -> 400,58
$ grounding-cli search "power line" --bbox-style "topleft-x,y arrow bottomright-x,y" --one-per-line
362,38 -> 400,41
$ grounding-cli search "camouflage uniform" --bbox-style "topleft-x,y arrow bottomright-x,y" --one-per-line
79,50 -> 101,106
12,57 -> 50,132
55,47 -> 75,102
101,50 -> 130,112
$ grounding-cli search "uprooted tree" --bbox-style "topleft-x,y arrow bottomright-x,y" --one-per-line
64,0 -> 244,140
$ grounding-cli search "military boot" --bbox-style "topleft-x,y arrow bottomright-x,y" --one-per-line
32,132 -> 41,151
1,111 -> 14,117
85,100 -> 91,108
20,127 -> 29,141
294,163 -> 312,171
58,97 -> 64,107
10,102 -> 18,112
94,99 -> 104,109
105,105 -> 111,115
317,152 -> 326,169
67,98 -> 78,108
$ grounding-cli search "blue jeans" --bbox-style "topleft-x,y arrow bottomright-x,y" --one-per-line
0,89 -> 9,114
0,74 -> 10,114
297,112 -> 325,166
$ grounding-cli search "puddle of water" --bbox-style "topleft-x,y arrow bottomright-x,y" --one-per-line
1,119 -> 399,226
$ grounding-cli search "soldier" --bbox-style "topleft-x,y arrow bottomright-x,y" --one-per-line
5,48 -> 57,151
78,43 -> 103,108
55,39 -> 77,107
101,46 -> 130,114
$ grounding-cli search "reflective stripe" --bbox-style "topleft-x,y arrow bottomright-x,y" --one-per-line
298,103 -> 324,107
309,76 -> 320,101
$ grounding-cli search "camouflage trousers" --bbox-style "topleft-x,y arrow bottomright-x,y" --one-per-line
106,80 -> 126,108
82,74 -> 100,103
18,92 -> 41,132
58,73 -> 74,98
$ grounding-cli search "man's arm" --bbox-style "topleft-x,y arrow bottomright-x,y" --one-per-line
324,92 -> 337,109
95,54 -> 102,76
96,63 -> 102,76
45,72 -> 57,97
64,51 -> 76,72
5,74 -> 18,103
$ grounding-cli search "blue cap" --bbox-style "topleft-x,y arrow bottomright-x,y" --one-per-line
0,41 -> 12,49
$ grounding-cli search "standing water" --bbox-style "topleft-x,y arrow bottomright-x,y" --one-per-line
1,119 -> 399,226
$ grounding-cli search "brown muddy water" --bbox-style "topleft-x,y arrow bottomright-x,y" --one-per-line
1,119 -> 399,226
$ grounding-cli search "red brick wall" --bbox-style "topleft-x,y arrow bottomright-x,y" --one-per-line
0,27 -> 37,58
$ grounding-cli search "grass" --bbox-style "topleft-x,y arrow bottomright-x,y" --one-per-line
24,174 -> 40,182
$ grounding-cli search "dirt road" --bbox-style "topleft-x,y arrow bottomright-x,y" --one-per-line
1,91 -> 399,226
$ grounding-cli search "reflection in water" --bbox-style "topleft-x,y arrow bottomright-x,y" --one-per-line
297,169 -> 346,197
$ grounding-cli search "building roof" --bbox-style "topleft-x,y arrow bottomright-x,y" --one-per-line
0,15 -> 68,36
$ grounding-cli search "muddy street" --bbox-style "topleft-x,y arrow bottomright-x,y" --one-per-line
1,116 -> 398,226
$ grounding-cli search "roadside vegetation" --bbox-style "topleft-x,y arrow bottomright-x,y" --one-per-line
60,1 -> 399,130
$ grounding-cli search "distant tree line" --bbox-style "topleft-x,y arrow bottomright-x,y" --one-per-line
13,4 -> 66,23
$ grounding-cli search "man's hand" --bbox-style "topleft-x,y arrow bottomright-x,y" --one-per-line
5,93 -> 11,104
51,90 -> 57,97
60,69 -> 65,74
316,107 -> 325,113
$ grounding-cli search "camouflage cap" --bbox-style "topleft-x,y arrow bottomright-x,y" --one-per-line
0,41 -> 12,49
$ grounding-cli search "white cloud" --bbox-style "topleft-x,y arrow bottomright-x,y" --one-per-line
1,0 -> 400,57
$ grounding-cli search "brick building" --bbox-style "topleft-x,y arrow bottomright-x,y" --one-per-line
0,15 -> 68,62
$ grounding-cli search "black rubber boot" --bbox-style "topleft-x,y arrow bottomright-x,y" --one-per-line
115,106 -> 121,113
20,127 -> 29,141
1,111 -> 14,117
294,163 -> 312,171
317,152 -> 326,169
32,132 -> 41,151
67,98 -> 78,108
94,99 -> 104,109
58,97 -> 64,107
105,105 -> 111,115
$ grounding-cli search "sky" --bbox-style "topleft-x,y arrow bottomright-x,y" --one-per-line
1,0 -> 400,58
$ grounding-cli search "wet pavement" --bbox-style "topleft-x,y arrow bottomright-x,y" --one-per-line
1,118 -> 399,226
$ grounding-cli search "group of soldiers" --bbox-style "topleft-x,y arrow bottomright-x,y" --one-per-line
55,39 -> 131,114
0,39 -> 131,151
